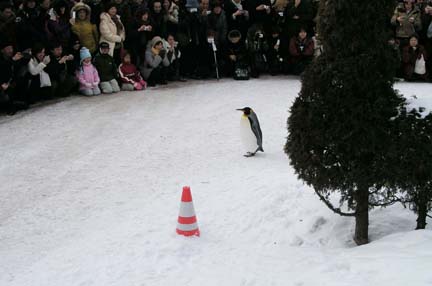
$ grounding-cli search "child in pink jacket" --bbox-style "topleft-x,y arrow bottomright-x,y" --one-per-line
76,47 -> 101,96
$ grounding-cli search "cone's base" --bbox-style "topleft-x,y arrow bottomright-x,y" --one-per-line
176,228 -> 200,237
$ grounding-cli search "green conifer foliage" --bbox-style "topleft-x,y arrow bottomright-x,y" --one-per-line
389,108 -> 432,229
285,0 -> 404,245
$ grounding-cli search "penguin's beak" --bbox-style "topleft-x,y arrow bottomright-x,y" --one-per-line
236,108 -> 244,111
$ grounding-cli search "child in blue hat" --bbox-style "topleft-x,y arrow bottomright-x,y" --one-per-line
76,47 -> 101,96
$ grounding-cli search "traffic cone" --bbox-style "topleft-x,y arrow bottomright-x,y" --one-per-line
176,186 -> 200,237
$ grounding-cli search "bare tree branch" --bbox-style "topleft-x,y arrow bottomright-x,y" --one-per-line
314,189 -> 356,217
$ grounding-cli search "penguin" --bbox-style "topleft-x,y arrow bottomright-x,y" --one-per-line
236,107 -> 264,157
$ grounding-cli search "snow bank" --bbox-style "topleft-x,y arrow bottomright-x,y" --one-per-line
0,77 -> 431,286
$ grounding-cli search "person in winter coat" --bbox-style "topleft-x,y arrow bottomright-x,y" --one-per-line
47,0 -> 72,49
284,0 -> 313,39
225,29 -> 249,78
76,46 -> 101,96
0,3 -> 17,46
207,0 -> 227,51
165,34 -> 185,81
113,0 -> 133,30
28,43 -> 52,101
15,0 -> 44,50
163,0 -> 179,36
287,27 -> 314,75
93,41 -> 121,93
118,50 -> 147,90
247,24 -> 270,77
140,36 -> 170,86
71,2 -> 99,54
391,0 -> 422,47
99,1 -> 126,63
127,8 -> 154,66
402,33 -> 429,81
150,0 -> 168,37
248,0 -> 272,34
45,42 -> 77,97
224,0 -> 249,39
267,26 -> 283,75
0,41 -> 29,114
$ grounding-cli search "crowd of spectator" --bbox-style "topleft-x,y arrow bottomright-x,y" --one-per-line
0,0 -> 431,115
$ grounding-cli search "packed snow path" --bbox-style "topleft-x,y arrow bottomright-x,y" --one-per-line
1,77 -> 431,286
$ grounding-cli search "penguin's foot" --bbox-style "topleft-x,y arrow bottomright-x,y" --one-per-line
244,152 -> 256,157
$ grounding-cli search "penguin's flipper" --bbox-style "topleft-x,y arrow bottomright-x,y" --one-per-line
248,115 -> 263,150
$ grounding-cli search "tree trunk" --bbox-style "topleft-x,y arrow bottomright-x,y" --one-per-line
354,186 -> 369,245
416,202 -> 427,230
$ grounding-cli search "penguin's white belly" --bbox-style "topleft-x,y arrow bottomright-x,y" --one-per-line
240,117 -> 257,152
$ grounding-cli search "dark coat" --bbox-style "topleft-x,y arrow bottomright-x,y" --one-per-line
284,0 -> 313,37
207,11 -> 228,48
402,44 -> 429,79
288,35 -> 314,64
0,54 -> 13,85
93,53 -> 118,82
224,0 -> 249,36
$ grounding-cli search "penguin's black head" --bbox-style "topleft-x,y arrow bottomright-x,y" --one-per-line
236,107 -> 252,115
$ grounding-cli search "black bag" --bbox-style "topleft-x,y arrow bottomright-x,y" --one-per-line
234,64 -> 249,80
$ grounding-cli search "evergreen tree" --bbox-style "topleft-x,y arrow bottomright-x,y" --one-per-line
285,0 -> 404,245
389,108 -> 432,229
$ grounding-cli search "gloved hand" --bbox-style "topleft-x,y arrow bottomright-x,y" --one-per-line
42,55 -> 51,65
159,49 -> 166,58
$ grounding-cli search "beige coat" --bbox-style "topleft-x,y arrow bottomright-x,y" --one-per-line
99,12 -> 126,56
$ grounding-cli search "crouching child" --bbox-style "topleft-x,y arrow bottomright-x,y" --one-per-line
76,47 -> 101,96
93,42 -> 121,94
119,51 -> 147,91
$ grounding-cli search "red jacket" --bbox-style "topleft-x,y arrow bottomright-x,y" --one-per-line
289,36 -> 314,64
118,63 -> 143,84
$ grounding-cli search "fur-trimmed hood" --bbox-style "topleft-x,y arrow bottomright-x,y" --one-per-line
71,2 -> 92,21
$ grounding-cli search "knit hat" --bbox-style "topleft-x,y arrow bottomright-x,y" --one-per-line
80,47 -> 91,63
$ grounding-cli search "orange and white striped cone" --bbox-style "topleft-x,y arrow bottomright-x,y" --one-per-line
176,186 -> 200,237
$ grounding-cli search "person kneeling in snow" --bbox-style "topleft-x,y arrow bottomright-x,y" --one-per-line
118,51 -> 147,91
76,47 -> 101,96
93,42 -> 121,94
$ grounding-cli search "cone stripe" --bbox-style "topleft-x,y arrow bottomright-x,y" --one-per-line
177,222 -> 199,231
178,216 -> 197,224
176,229 -> 200,236
178,202 -> 196,217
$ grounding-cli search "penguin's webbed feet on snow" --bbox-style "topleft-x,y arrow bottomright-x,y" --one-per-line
244,152 -> 256,157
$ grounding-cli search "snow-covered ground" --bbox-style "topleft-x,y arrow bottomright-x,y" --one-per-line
0,77 -> 431,286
